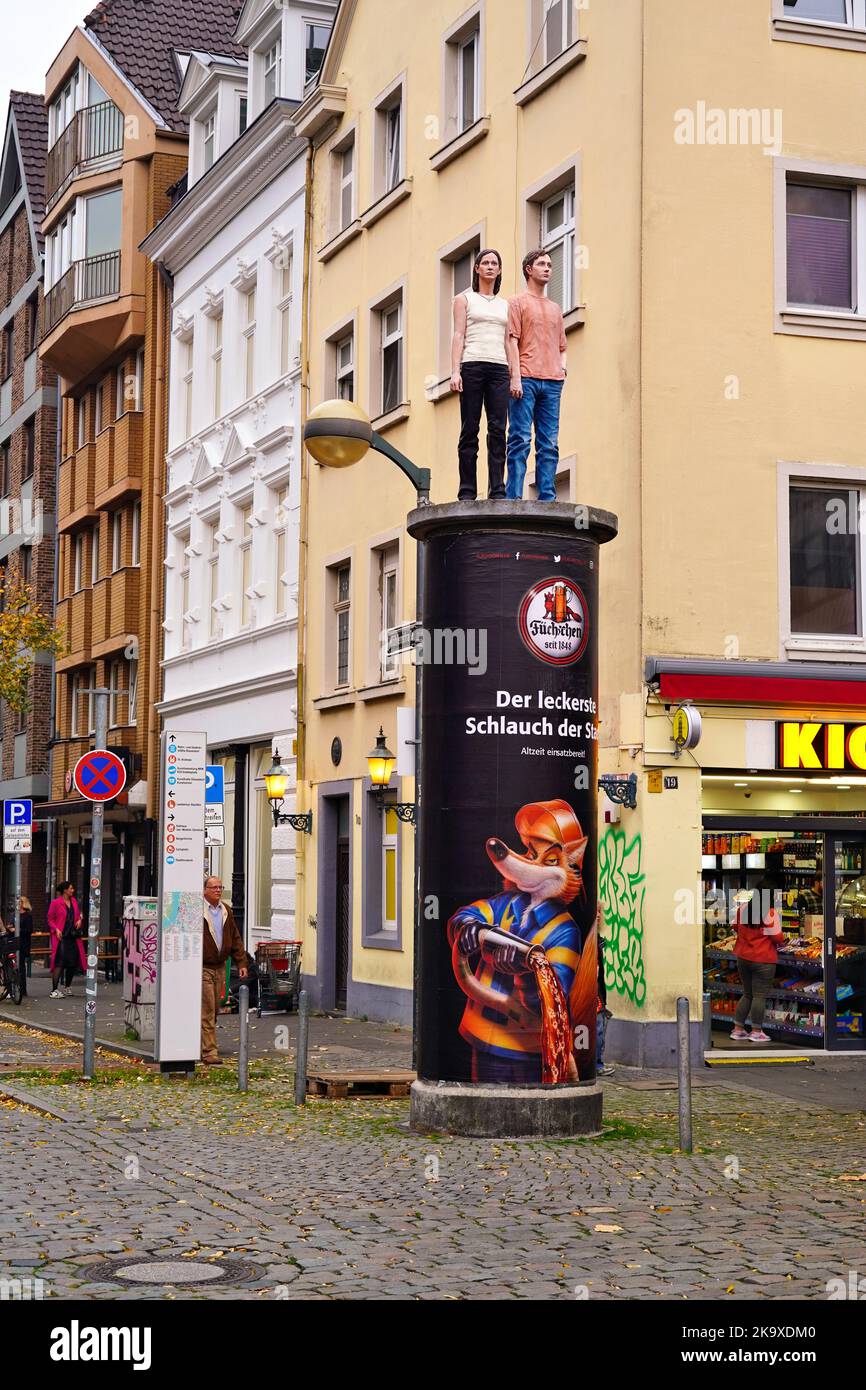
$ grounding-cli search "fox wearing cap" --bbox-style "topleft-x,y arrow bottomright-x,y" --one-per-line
447,798 -> 598,1083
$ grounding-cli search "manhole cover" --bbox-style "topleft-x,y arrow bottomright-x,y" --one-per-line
86,1258 -> 261,1286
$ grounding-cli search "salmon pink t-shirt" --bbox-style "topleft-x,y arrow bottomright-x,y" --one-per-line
508,293 -> 567,380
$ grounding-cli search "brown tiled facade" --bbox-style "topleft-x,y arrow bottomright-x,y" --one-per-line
0,93 -> 59,927
39,0 -> 244,924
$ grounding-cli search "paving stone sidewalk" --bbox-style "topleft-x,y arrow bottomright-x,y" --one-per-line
2,1057 -> 865,1301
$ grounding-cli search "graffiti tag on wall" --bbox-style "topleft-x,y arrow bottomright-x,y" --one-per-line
598,827 -> 646,1008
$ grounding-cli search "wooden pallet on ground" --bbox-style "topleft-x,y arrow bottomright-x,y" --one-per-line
305,1069 -> 415,1099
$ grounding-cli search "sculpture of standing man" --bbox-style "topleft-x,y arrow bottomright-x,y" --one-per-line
505,249 -> 568,502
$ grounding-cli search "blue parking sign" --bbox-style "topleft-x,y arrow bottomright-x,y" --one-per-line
205,766 -> 224,804
4,800 -> 32,828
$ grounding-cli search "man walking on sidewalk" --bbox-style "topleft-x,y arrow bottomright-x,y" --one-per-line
201,876 -> 247,1065
505,249 -> 568,501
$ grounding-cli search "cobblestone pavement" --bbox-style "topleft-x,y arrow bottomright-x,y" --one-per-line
0,971 -> 412,1067
1,1059 -> 865,1301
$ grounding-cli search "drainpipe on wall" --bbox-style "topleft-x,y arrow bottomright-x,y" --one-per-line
46,373 -> 63,896
295,139 -> 314,944
145,260 -> 172,889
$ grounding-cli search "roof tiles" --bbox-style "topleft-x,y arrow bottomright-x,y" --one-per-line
83,0 -> 246,132
9,91 -> 49,247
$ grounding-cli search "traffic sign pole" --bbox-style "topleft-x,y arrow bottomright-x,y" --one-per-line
83,689 -> 108,1080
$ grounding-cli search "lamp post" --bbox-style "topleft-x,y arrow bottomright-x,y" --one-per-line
303,399 -> 427,1064
264,749 -> 312,833
304,399 -> 431,503
367,728 -> 416,825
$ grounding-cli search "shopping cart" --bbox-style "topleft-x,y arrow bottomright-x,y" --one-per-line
255,940 -> 302,1017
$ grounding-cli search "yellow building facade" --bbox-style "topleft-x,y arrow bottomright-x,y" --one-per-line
297,0 -> 866,1057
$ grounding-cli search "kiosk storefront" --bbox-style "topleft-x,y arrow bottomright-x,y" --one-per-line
635,660 -> 866,1060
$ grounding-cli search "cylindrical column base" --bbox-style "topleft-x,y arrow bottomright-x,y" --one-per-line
410,1079 -> 603,1138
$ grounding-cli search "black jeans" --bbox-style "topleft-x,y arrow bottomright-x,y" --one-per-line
458,362 -> 509,500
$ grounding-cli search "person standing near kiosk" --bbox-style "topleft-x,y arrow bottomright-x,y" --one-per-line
451,249 -> 510,502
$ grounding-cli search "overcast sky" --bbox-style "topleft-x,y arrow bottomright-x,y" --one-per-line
1,0 -> 87,134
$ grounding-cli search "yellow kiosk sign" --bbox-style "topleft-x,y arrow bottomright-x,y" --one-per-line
778,720 -> 866,771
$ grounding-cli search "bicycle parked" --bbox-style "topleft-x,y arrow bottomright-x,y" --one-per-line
0,922 -> 23,1005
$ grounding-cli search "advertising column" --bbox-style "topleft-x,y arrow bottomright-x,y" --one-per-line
407,502 -> 617,1137
156,730 -> 207,1066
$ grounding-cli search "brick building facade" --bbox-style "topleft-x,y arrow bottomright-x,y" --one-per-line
38,0 -> 245,932
0,93 -> 59,928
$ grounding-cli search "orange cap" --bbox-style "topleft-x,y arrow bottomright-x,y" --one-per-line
515,799 -> 588,868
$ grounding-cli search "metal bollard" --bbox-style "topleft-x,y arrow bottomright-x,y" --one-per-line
238,983 -> 249,1093
676,995 -> 693,1154
294,988 -> 310,1107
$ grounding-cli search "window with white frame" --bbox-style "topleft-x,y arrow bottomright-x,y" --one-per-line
339,138 -> 355,230
71,668 -> 94,737
305,22 -> 331,84
385,104 -> 401,191
380,298 -> 403,415
242,286 -> 256,398
786,181 -> 854,310
379,545 -> 399,682
263,39 -> 281,104
381,804 -> 399,931
240,503 -> 253,628
49,65 -> 81,146
453,244 -> 478,297
542,183 -> 576,311
238,94 -> 248,136
135,348 -> 144,410
131,500 -> 141,566
73,533 -> 84,592
179,530 -> 191,650
115,363 -> 125,418
211,310 -> 223,416
781,0 -> 853,23
182,333 -> 194,437
91,522 -> 99,586
335,562 -> 351,686
374,85 -> 404,198
274,487 -> 288,617
202,110 -> 216,173
457,28 -> 479,132
127,657 -> 138,724
788,481 -> 859,639
108,659 -> 123,727
77,396 -> 87,450
544,0 -> 575,62
111,510 -> 122,573
336,331 -> 354,400
207,520 -> 221,638
277,252 -> 293,376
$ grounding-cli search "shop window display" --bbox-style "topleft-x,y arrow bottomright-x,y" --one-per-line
702,829 -> 866,1048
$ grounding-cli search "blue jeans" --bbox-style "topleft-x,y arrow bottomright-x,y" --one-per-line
506,377 -> 564,501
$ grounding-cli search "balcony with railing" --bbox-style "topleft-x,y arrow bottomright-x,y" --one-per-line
45,251 -> 121,335
46,101 -> 124,209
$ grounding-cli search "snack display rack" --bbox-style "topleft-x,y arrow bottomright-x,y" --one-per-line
702,830 -> 865,1045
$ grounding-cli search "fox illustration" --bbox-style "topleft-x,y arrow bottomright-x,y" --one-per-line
447,799 -> 598,1084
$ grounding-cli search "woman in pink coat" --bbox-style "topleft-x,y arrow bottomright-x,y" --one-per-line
47,881 -> 86,998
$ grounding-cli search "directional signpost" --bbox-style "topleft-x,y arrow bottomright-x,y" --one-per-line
204,764 -> 224,848
156,731 -> 207,1069
4,799 -> 32,951
72,694 -> 121,1078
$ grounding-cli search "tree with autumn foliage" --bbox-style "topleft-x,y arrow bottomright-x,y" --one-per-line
0,569 -> 65,713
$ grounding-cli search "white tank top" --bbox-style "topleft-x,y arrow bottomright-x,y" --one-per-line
461,290 -> 508,366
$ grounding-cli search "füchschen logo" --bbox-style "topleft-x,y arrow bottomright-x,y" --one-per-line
518,577 -> 588,666
49,1321 -> 152,1371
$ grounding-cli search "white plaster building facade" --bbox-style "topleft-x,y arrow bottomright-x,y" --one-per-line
143,0 -> 336,946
